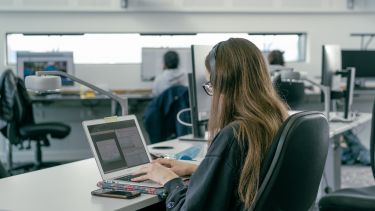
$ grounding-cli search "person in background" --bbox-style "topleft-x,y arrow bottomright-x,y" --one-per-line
133,38 -> 289,210
268,49 -> 285,66
152,51 -> 186,97
267,49 -> 290,76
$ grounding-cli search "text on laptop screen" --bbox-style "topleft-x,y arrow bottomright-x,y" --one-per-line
87,120 -> 149,174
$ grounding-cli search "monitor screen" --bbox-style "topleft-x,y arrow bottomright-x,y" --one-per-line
141,47 -> 192,81
321,45 -> 342,89
87,119 -> 149,174
16,52 -> 75,86
341,50 -> 375,78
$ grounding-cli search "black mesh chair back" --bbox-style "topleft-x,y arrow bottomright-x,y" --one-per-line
252,111 -> 329,211
0,161 -> 9,178
273,74 -> 305,110
278,81 -> 305,109
0,69 -> 17,122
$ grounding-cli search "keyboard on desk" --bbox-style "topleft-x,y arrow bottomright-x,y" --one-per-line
114,174 -> 163,188
116,173 -> 146,182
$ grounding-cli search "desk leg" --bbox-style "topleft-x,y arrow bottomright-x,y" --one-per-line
320,136 -> 341,197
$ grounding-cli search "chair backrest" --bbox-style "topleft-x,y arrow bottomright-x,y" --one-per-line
0,69 -> 34,144
0,161 -> 9,178
0,69 -> 17,122
273,74 -> 305,109
252,111 -> 329,211
278,81 -> 305,108
144,85 -> 190,144
14,77 -> 34,125
280,71 -> 301,81
371,99 -> 375,178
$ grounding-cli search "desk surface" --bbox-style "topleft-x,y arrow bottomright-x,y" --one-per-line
329,112 -> 372,137
0,112 -> 371,211
29,93 -> 153,102
0,142 -> 195,211
0,159 -> 160,211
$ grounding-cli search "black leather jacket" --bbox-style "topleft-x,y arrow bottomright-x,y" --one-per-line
164,122 -> 246,211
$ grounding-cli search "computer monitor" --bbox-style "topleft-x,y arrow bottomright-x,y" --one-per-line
321,45 -> 356,120
341,50 -> 375,79
141,48 -> 192,81
180,45 -> 213,141
17,52 -> 75,86
321,45 -> 342,90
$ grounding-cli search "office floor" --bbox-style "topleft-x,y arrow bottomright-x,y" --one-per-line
342,164 -> 374,188
310,164 -> 374,211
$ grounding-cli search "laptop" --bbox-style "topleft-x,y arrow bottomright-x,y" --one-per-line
82,115 -> 162,188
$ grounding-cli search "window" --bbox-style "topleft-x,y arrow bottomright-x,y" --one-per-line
248,33 -> 306,62
7,32 -> 306,64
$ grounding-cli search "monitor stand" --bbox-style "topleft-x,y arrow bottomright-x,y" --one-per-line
179,133 -> 208,142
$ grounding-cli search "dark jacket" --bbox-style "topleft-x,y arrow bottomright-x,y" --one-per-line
144,85 -> 191,144
164,122 -> 246,211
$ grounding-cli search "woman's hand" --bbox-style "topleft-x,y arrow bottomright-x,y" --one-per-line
131,159 -> 198,185
131,163 -> 178,185
153,158 -> 197,177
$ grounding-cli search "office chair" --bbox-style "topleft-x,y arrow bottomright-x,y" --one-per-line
318,99 -> 375,211
273,71 -> 305,109
0,69 -> 70,172
144,85 -> 191,144
251,111 -> 329,211
0,161 -> 9,178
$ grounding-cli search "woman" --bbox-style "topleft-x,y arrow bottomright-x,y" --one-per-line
133,38 -> 289,210
268,50 -> 285,66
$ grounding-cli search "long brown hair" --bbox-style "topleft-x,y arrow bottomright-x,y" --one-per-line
205,38 -> 289,208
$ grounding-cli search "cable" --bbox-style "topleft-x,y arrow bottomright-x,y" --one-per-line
176,108 -> 192,127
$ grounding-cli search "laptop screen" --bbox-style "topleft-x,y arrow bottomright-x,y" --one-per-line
87,119 -> 149,174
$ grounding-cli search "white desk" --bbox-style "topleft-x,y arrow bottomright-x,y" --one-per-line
0,113 -> 371,211
0,143 -> 191,211
0,159 -> 159,211
323,112 -> 372,192
329,113 -> 372,137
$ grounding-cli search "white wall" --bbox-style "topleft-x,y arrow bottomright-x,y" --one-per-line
1,10 -> 375,88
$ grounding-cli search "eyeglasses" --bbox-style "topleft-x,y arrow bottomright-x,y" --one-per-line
202,81 -> 213,96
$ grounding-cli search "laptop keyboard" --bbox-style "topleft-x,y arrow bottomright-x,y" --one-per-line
116,173 -> 146,182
